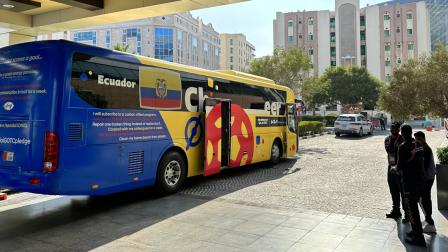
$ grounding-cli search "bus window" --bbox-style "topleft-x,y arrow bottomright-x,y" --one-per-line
212,80 -> 241,105
288,105 -> 297,133
71,53 -> 140,109
240,84 -> 269,111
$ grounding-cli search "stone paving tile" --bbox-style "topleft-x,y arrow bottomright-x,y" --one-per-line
294,212 -> 329,222
335,237 -> 385,252
207,231 -> 260,247
249,212 -> 290,225
312,221 -> 355,236
297,231 -> 345,249
286,242 -> 334,252
91,239 -> 157,252
323,213 -> 362,226
246,236 -> 296,252
264,226 -> 309,242
232,220 -> 277,236
347,227 -> 391,243
280,216 -> 322,230
202,216 -> 247,230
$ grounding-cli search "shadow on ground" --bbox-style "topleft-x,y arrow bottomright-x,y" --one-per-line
0,159 -> 298,251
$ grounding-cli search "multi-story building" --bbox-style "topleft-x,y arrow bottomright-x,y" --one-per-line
37,12 -> 221,70
273,0 -> 431,82
380,0 -> 448,51
219,33 -> 255,71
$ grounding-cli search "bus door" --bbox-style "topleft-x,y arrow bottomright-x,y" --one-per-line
286,104 -> 299,157
204,98 -> 231,176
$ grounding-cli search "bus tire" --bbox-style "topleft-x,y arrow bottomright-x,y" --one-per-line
156,151 -> 187,195
270,139 -> 282,165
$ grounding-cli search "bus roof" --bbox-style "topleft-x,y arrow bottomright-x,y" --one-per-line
1,40 -> 292,96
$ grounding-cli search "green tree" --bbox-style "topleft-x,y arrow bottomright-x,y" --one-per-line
379,44 -> 448,119
323,66 -> 383,110
248,47 -> 311,91
114,43 -> 129,52
379,60 -> 426,120
301,76 -> 329,115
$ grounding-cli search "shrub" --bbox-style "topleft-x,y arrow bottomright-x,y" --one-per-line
300,115 -> 337,127
437,146 -> 448,165
299,121 -> 325,137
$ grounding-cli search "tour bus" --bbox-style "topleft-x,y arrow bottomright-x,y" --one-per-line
0,40 -> 299,195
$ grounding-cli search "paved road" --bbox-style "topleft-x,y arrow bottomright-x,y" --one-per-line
180,130 -> 446,219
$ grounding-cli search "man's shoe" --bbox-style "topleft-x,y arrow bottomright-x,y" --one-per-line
405,236 -> 426,247
386,210 -> 402,219
423,224 -> 437,234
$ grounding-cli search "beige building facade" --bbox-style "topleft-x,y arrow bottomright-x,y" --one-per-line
219,33 -> 255,71
273,0 -> 431,82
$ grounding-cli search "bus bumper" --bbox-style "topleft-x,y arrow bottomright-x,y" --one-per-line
0,166 -> 51,194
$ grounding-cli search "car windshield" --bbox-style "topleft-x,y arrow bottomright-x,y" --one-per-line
337,116 -> 356,122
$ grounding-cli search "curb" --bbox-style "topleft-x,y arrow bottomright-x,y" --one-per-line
300,131 -> 333,140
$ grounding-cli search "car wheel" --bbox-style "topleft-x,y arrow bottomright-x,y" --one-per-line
270,140 -> 282,164
335,132 -> 341,137
156,151 -> 187,195
359,128 -> 363,137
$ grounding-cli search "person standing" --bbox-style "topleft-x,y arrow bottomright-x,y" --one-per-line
397,125 -> 426,246
380,114 -> 386,131
414,131 -> 437,233
385,123 -> 408,220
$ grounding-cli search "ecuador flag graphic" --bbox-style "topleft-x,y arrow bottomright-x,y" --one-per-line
139,67 -> 182,110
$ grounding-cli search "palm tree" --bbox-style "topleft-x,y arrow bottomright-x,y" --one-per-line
114,43 -> 129,52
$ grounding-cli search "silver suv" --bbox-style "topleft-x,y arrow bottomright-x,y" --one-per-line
334,114 -> 373,137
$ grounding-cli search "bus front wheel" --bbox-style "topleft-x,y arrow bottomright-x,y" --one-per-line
156,151 -> 187,195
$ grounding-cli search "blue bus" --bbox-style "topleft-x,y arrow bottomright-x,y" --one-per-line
0,40 -> 299,195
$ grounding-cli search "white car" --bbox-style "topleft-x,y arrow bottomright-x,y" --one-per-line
334,114 -> 373,137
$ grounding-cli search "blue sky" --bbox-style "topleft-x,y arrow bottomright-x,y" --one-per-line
192,0 -> 388,57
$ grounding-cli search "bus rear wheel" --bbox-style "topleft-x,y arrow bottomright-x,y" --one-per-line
270,140 -> 282,165
156,151 -> 187,195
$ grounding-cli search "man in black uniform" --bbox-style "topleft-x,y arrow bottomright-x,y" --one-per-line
384,123 -> 407,220
397,125 -> 426,246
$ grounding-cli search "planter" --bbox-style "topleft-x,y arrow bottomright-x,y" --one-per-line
437,164 -> 448,210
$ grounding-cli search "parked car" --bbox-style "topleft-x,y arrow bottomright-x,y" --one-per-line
334,114 -> 373,137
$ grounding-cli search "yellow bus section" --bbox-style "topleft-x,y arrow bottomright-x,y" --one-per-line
136,54 -> 297,178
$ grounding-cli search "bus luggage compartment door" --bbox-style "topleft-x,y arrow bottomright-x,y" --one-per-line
204,99 -> 231,176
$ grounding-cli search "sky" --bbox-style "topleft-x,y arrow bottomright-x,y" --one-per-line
192,0 -> 389,57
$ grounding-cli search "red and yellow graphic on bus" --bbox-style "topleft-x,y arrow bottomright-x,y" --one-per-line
139,67 -> 182,110
205,103 -> 254,176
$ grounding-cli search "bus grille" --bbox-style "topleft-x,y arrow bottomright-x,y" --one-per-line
68,123 -> 83,141
128,151 -> 144,175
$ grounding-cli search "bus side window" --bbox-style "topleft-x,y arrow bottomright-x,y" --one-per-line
288,105 -> 297,133
181,72 -> 207,112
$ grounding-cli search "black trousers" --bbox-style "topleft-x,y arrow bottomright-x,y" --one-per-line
421,178 -> 435,223
387,172 -> 408,216
405,190 -> 424,237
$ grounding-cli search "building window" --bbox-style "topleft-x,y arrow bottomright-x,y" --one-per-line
230,56 -> 233,63
298,34 -> 303,39
360,16 -> 366,26
230,47 -> 233,54
307,34 -> 313,41
308,17 -> 314,25
230,65 -> 233,70
288,20 -> 293,27
288,36 -> 293,43
408,42 -> 414,50
407,12 -> 413,19
105,30 -> 111,48
330,32 -> 336,42
122,28 -> 142,55
308,47 -> 313,55
361,45 -> 366,55
73,31 -> 97,45
154,27 -> 174,62
298,19 -> 302,24
396,11 -> 401,18
330,18 -> 335,29
331,61 -> 336,66
385,74 -> 392,82
177,30 -> 183,61
331,47 -> 336,57
397,58 -> 402,64
385,60 -> 391,66
384,13 -> 391,21
384,30 -> 390,37
230,39 -> 233,45
385,44 -> 391,51
396,27 -> 401,33
407,29 -> 413,35
396,43 -> 401,49
360,31 -> 366,41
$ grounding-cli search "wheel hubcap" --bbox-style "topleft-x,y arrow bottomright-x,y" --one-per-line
272,144 -> 280,160
164,160 -> 181,186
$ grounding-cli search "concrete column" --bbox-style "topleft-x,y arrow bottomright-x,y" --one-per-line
0,32 -> 33,48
